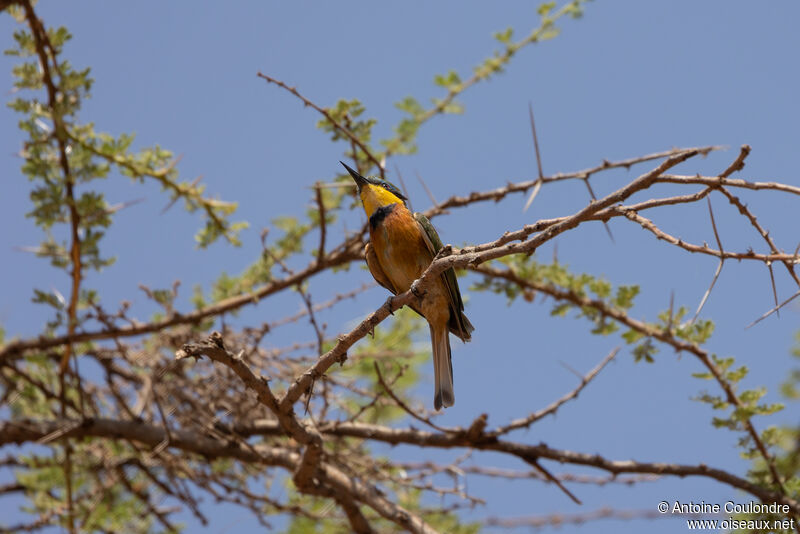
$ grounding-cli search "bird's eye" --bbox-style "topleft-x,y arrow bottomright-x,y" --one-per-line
375,180 -> 406,200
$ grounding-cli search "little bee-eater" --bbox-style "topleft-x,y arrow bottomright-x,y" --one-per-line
341,162 -> 474,410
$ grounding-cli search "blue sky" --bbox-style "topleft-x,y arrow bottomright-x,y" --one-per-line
2,1 -> 799,532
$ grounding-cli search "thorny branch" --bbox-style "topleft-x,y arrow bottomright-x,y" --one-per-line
3,140 -> 800,531
490,347 -> 619,436
382,1 -> 587,161
257,72 -> 386,179
69,133 -> 241,246
472,262 -> 788,494
690,197 -> 725,323
162,143 -> 797,527
9,145 -> 800,363
3,416 -> 797,514
20,2 -> 81,531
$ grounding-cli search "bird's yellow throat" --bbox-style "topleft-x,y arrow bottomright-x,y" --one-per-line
359,184 -> 404,219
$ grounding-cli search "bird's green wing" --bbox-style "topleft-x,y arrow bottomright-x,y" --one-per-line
413,212 -> 474,341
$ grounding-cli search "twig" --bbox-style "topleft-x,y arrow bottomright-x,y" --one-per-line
415,170 -> 438,207
584,177 -> 615,242
8,418 -> 792,514
175,333 -> 438,534
297,285 -> 325,357
373,362 -> 450,433
314,183 -> 327,263
0,235 -> 363,362
718,187 -> 800,296
719,144 -> 751,179
491,348 -> 619,436
657,174 -> 800,196
384,1 -> 592,161
747,289 -> 800,328
690,197 -> 725,323
257,72 -> 385,179
393,164 -> 412,210
475,264 -> 787,496
1,147 -> 733,363
523,102 -> 545,212
427,146 -> 722,218
21,3 -> 79,531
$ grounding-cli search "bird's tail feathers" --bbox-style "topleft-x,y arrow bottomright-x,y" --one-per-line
431,324 -> 455,410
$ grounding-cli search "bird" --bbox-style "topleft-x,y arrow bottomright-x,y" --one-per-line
341,161 -> 474,410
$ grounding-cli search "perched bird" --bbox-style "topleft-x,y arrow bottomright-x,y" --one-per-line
341,162 -> 474,410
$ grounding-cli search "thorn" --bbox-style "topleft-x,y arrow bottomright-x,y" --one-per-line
559,361 -> 583,380
416,170 -> 438,207
393,164 -> 412,211
528,102 -> 544,180
523,179 -> 542,212
523,102 -> 545,212
582,178 -> 614,242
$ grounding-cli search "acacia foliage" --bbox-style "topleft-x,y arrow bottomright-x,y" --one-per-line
1,1 -> 799,533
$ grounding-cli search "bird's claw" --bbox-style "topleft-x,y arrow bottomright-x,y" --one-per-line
385,296 -> 395,315
434,244 -> 452,261
410,280 -> 426,301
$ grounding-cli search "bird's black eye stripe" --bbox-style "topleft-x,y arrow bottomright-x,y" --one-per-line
380,181 -> 406,200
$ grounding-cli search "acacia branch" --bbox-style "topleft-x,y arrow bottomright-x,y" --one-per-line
5,139 -> 798,530
20,3 -> 81,530
425,146 -> 721,218
373,362 -> 452,433
174,333 -> 437,533
69,132 -> 240,245
3,417 -> 439,533
384,1 -> 590,160
657,174 -> 800,196
16,144 -> 800,366
473,264 -> 787,495
717,186 -> 800,288
175,150 -> 708,424
0,238 -> 363,362
617,203 -> 798,264
6,418 -> 794,515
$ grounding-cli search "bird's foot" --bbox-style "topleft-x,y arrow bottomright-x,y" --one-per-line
433,244 -> 452,261
384,295 -> 395,315
410,280 -> 426,302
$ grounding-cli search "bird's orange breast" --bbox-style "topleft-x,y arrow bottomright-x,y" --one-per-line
369,203 -> 432,294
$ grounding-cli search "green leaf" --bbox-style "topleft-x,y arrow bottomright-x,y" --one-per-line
622,329 -> 644,344
494,27 -> 513,43
692,372 -> 714,380
537,1 -> 557,16
632,339 -> 658,363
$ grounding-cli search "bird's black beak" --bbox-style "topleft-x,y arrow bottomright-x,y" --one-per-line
340,161 -> 369,190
